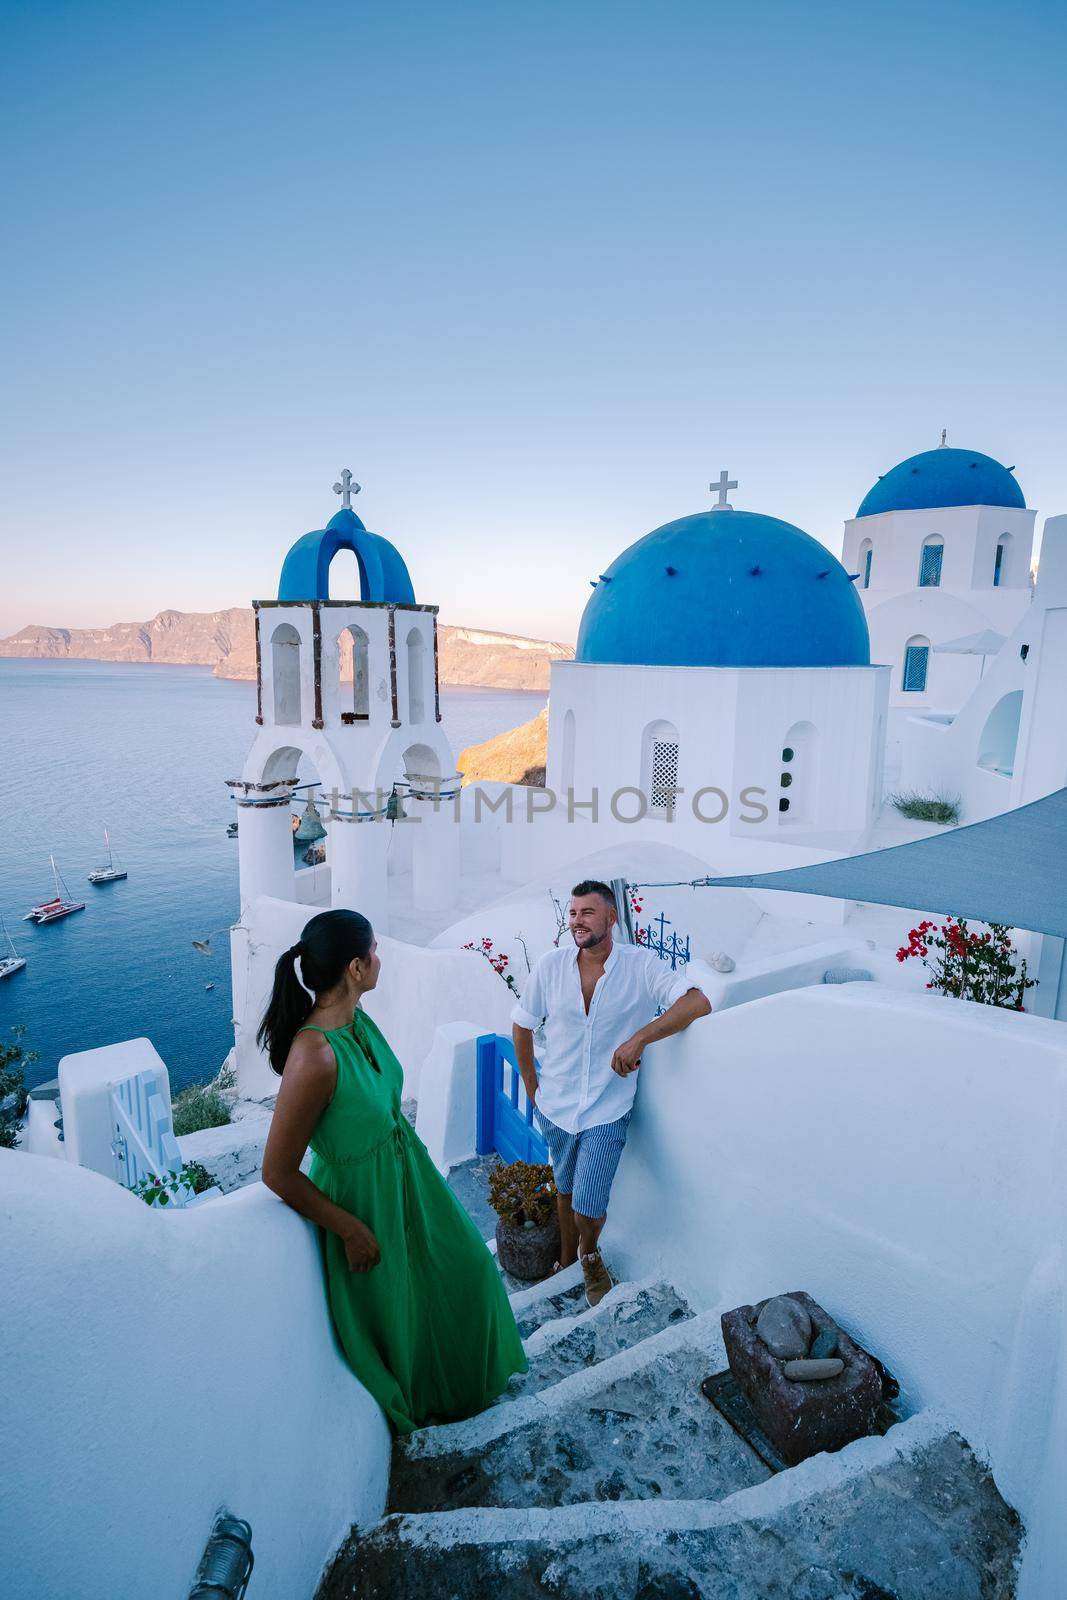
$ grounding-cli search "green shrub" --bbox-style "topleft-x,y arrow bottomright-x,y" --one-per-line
0,1026 -> 38,1150
891,790 -> 961,825
171,1064 -> 235,1137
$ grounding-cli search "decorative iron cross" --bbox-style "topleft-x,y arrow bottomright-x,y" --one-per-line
710,470 -> 737,510
332,468 -> 361,508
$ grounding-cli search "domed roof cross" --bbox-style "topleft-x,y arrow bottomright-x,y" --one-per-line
332,468 -> 361,509
710,469 -> 737,511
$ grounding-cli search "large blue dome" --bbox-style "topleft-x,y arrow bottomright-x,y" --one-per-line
857,447 -> 1024,518
576,509 -> 870,669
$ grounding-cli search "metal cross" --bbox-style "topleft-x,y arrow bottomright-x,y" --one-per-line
332,468 -> 361,508
710,470 -> 737,510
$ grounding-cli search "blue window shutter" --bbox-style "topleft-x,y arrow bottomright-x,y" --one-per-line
903,645 -> 929,692
863,548 -> 873,588
993,543 -> 1005,587
919,543 -> 943,587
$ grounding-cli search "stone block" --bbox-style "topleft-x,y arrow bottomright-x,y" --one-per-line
721,1290 -> 884,1467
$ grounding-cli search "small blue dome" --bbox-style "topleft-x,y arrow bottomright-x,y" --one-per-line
857,448 -> 1024,518
576,509 -> 870,669
278,508 -> 415,604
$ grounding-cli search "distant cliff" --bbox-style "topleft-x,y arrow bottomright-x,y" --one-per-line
0,610 -> 573,692
457,705 -> 549,786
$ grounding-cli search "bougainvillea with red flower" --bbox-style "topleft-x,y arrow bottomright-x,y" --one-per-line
896,917 -> 1036,1010
463,937 -> 520,994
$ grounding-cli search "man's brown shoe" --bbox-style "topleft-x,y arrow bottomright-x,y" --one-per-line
580,1249 -> 613,1308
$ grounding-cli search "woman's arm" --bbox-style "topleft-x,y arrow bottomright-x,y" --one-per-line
261,1031 -> 381,1271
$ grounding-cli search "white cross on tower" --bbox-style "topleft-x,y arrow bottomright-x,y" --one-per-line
332,468 -> 361,509
710,470 -> 737,510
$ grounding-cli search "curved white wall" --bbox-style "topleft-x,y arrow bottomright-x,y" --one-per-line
0,1153 -> 390,1600
607,983 -> 1067,1599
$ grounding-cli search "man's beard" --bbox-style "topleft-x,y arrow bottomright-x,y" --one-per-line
573,927 -> 608,949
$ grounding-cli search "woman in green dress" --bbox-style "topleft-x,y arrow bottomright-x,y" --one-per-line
259,908 -> 527,1434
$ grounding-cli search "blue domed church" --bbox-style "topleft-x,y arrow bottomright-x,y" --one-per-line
840,437 -> 1036,772
546,477 -> 890,864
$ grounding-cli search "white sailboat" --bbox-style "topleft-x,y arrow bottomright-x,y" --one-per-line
88,828 -> 128,885
0,916 -> 25,978
26,855 -> 86,923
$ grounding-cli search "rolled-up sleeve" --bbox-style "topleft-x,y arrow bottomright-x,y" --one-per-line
511,954 -> 548,1030
646,952 -> 706,1013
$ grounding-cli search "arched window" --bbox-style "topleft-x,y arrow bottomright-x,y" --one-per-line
902,635 -> 930,693
918,536 -> 944,588
978,691 -> 1023,777
339,625 -> 369,722
778,721 -> 820,823
560,708 -> 576,792
641,720 -> 680,815
859,538 -> 873,590
993,534 -> 1011,588
270,623 -> 302,725
406,628 -> 426,723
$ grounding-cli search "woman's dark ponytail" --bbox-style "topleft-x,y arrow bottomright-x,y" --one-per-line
257,909 -> 374,1074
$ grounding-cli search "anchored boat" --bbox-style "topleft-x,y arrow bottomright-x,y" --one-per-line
26,855 -> 86,923
88,828 -> 128,885
0,916 -> 25,978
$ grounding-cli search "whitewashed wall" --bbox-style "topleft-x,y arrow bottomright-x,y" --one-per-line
842,503 -> 1035,717
0,1153 -> 390,1600
607,983 -> 1067,1600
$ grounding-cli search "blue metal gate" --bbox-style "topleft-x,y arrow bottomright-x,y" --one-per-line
475,1034 -> 549,1165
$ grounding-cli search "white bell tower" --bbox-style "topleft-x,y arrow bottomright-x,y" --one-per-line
227,473 -> 460,934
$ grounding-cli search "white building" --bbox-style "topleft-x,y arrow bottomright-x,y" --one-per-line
841,441 -> 1035,772
901,513 -> 1067,825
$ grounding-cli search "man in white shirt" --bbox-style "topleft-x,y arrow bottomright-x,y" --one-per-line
511,879 -> 711,1306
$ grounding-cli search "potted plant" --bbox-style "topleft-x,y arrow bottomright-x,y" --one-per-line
488,1160 -> 559,1281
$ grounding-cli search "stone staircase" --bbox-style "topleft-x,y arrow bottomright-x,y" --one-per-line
318,1266 -> 1022,1600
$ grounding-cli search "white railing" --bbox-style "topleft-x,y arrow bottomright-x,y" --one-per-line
110,1070 -> 189,1206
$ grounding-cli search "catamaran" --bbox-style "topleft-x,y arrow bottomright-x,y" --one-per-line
26,856 -> 86,923
88,828 -> 128,885
0,916 -> 26,978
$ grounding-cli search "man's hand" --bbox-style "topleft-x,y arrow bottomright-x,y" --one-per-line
611,1034 -> 644,1077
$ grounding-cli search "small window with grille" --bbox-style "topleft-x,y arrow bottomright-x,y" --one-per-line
649,739 -> 679,811
902,644 -> 929,692
919,542 -> 943,587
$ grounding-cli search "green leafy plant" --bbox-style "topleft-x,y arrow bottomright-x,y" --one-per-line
488,1160 -> 556,1227
891,790 -> 961,825
132,1159 -> 215,1206
897,917 -> 1036,1010
0,1025 -> 38,1150
170,1064 -> 236,1136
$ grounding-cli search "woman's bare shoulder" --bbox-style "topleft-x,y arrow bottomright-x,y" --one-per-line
283,1027 -> 337,1081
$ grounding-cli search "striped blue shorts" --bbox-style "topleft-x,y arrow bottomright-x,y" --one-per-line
534,1106 -> 632,1219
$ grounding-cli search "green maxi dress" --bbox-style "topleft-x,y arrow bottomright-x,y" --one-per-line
302,1012 -> 527,1435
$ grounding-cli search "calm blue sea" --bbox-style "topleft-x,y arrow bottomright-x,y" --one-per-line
0,660 -> 545,1093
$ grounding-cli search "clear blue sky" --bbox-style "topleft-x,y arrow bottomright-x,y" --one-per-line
2,0 -> 1064,641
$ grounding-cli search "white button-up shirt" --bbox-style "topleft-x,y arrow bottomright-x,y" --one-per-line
510,941 -> 705,1134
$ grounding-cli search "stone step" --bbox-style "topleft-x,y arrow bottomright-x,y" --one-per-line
501,1279 -> 692,1402
387,1310 -> 770,1515
508,1261 -> 589,1339
319,1415 -> 1022,1600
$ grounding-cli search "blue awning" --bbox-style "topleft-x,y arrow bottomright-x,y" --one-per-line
706,788 -> 1067,938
